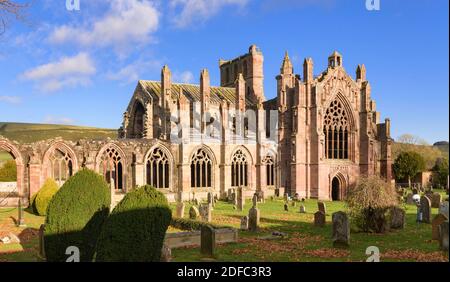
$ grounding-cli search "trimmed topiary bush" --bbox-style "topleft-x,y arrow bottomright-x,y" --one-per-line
44,169 -> 110,262
29,192 -> 38,214
95,185 -> 172,262
35,179 -> 59,216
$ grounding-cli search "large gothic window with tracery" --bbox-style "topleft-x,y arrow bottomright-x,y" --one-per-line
231,149 -> 248,187
190,149 -> 212,188
146,148 -> 169,188
263,155 -> 275,186
100,147 -> 124,191
49,148 -> 73,184
323,99 -> 349,159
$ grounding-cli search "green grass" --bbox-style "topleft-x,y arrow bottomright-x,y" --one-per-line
1,195 -> 448,262
0,122 -> 117,144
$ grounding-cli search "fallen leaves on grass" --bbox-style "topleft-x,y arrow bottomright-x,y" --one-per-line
382,249 -> 449,262
303,248 -> 350,258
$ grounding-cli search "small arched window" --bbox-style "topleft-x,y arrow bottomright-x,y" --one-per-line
263,155 -> 275,186
146,148 -> 170,188
100,147 -> 124,191
49,148 -> 73,185
190,148 -> 212,188
231,149 -> 248,187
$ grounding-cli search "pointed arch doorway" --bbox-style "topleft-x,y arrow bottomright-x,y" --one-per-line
331,176 -> 341,201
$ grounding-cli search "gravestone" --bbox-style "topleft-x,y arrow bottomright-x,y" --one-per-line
255,190 -> 265,203
432,193 -> 442,209
294,193 -> 300,201
318,201 -> 327,215
314,211 -> 325,227
248,196 -> 260,232
38,224 -> 45,259
240,216 -> 249,230
284,203 -> 289,211
207,192 -> 214,209
189,206 -> 200,220
332,211 -> 350,248
200,225 -> 216,257
237,187 -> 245,211
284,193 -> 289,202
439,201 -> 449,218
406,193 -> 414,205
299,205 -> 306,213
390,207 -> 406,229
420,196 -> 432,223
199,204 -> 212,223
432,214 -> 448,240
291,201 -> 297,207
160,244 -> 172,262
439,221 -> 449,251
176,202 -> 185,218
232,192 -> 237,206
193,198 -> 199,206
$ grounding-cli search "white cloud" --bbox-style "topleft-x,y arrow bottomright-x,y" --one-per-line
173,71 -> 195,84
20,52 -> 96,93
48,0 -> 160,54
169,0 -> 249,28
0,96 -> 22,104
43,115 -> 75,125
106,59 -> 163,84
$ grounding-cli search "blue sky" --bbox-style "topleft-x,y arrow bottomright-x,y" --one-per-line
0,0 -> 448,144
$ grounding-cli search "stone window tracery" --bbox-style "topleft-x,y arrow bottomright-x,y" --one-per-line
323,99 -> 349,159
48,148 -> 73,184
146,148 -> 170,188
100,147 -> 124,191
263,155 -> 275,186
190,148 -> 212,188
231,149 -> 248,187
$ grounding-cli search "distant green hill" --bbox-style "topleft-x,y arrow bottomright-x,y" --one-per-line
0,122 -> 117,144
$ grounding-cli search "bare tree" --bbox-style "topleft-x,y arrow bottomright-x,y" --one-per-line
0,0 -> 29,35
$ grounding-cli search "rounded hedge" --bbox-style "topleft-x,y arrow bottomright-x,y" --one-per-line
44,169 -> 110,262
35,179 -> 59,216
95,185 -> 172,262
29,192 -> 38,214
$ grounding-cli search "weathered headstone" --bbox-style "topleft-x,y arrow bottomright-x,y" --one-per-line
390,207 -> 406,229
439,201 -> 449,218
314,211 -> 326,227
420,196 -> 432,223
199,204 -> 212,223
406,193 -> 414,205
255,190 -> 265,203
237,187 -> 245,211
284,203 -> 289,211
193,198 -> 199,206
432,193 -> 442,209
160,244 -> 172,262
432,214 -> 448,240
240,216 -> 249,230
176,202 -> 185,218
291,201 -> 297,207
318,201 -> 327,215
439,221 -> 449,251
332,211 -> 350,247
38,224 -> 45,259
207,192 -> 214,209
232,192 -> 237,206
248,207 -> 260,232
189,206 -> 200,220
284,193 -> 289,202
200,225 -> 216,257
299,205 -> 306,213
294,193 -> 300,201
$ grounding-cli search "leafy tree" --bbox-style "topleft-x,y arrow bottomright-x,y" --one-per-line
432,158 -> 449,188
34,178 -> 59,216
393,151 -> 426,186
346,175 -> 399,233
0,159 -> 16,181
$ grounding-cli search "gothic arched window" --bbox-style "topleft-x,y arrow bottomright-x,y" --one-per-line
146,148 -> 169,188
49,148 -> 73,184
263,155 -> 275,186
100,147 -> 124,191
323,99 -> 349,159
231,149 -> 248,187
190,149 -> 212,188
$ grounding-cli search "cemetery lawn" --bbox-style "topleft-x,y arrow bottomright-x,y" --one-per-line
0,194 -> 448,262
